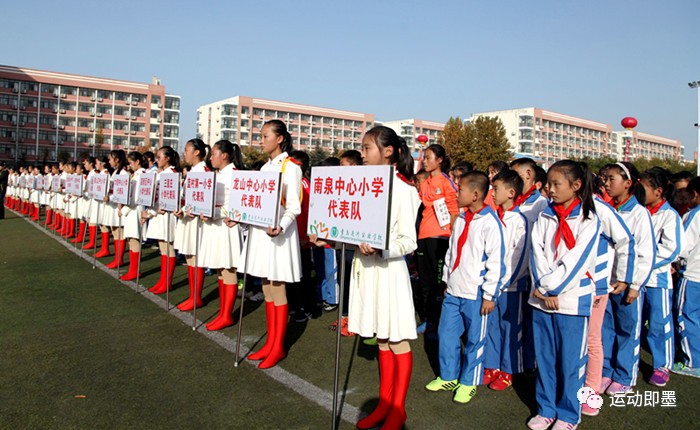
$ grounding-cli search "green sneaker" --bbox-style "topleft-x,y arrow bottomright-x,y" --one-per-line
362,336 -> 378,346
453,384 -> 477,404
425,377 -> 459,392
671,362 -> 700,378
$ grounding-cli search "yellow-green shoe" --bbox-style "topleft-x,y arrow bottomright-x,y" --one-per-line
453,384 -> 477,404
425,377 -> 459,392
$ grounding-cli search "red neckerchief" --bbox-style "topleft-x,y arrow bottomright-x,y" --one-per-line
553,198 -> 581,254
647,199 -> 666,216
612,194 -> 633,211
285,157 -> 302,167
451,206 -> 487,272
396,172 -> 412,186
514,185 -> 537,207
496,204 -> 516,221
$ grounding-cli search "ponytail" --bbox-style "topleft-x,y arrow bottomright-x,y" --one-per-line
109,149 -> 128,174
425,144 -> 451,173
640,166 -> 674,203
549,159 -> 596,219
364,125 -> 414,180
159,146 -> 180,172
213,140 -> 244,170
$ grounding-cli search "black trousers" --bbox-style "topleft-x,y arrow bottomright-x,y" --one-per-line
0,193 -> 5,219
414,237 -> 449,325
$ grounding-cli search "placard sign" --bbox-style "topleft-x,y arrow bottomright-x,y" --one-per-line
137,171 -> 157,207
43,175 -> 52,191
51,175 -> 62,193
91,173 -> 109,201
19,176 -> 26,188
27,175 -> 36,189
185,171 -> 217,218
227,170 -> 282,228
65,174 -> 83,196
307,165 -> 393,250
36,175 -> 45,190
111,173 -> 131,205
158,172 -> 181,212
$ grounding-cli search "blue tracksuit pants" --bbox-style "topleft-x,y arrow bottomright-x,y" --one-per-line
643,287 -> 674,369
677,277 -> 700,367
484,291 -> 525,375
602,288 -> 644,386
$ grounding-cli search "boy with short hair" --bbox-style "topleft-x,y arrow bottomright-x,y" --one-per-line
483,170 -> 529,390
425,171 -> 505,404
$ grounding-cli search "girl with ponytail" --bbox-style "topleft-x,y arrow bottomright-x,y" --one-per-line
103,149 -> 129,269
527,160 -> 599,429
242,120 -> 302,369
600,161 -> 655,395
119,151 -> 148,281
352,126 -> 420,430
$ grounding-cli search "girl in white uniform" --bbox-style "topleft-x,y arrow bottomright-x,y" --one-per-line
243,120 -> 302,369
174,139 -> 211,311
103,150 -> 129,269
63,162 -> 79,239
350,126 -> 420,430
120,152 -> 147,281
82,158 -> 99,250
43,166 -> 55,228
202,140 -> 243,330
94,157 -> 114,258
141,146 -> 180,294
39,165 -> 51,221
70,163 -> 90,244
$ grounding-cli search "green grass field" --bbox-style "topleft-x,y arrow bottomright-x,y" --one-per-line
0,208 -> 698,429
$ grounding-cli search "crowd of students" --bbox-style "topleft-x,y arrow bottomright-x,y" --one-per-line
4,122 -> 700,430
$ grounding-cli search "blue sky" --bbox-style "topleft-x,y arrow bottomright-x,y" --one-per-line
5,0 -> 699,159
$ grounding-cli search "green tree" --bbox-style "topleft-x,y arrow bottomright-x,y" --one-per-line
438,116 -> 512,171
241,145 -> 267,169
309,146 -> 330,166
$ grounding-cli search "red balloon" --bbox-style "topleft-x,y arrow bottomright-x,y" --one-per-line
621,117 -> 638,129
417,134 -> 429,144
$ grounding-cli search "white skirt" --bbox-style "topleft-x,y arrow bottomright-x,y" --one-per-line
240,223 -> 301,283
173,215 -> 198,256
101,202 -> 120,227
146,211 -> 176,242
348,253 -> 418,343
39,191 -> 48,206
54,194 -> 65,210
87,199 -> 101,224
30,190 -> 39,204
66,197 -> 79,218
123,206 -> 146,240
199,220 -> 241,269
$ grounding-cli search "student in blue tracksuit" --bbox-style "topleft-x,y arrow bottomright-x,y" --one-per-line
640,168 -> 684,386
425,171 -> 505,405
510,157 -> 549,371
527,160 -> 599,430
483,169 -> 529,391
673,176 -> 700,378
601,162 -> 655,395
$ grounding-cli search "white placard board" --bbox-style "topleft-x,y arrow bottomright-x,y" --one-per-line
137,171 -> 157,207
111,173 -> 131,205
185,171 -> 217,218
51,175 -> 61,193
227,170 -> 282,228
27,175 -> 36,189
158,172 -> 181,212
307,165 -> 393,250
65,174 -> 83,196
36,175 -> 45,190
43,175 -> 51,191
91,173 -> 109,201
20,176 -> 26,188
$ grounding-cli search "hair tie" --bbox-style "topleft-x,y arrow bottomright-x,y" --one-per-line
616,162 -> 632,180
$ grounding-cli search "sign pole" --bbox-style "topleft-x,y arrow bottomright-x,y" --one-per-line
92,203 -> 101,269
165,211 -> 172,311
135,209 -> 143,294
331,242 -> 347,430
116,208 -> 123,277
80,198 -> 92,258
192,216 -> 201,330
234,225 -> 253,367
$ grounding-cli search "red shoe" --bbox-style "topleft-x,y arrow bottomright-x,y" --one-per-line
94,232 -> 112,258
483,368 -> 500,386
205,279 -> 225,328
489,372 -> 512,391
105,239 -> 126,269
339,317 -> 355,337
205,283 -> 237,330
71,221 -> 86,243
151,256 -> 176,294
248,301 -> 275,361
258,304 -> 288,369
356,349 -> 395,429
120,251 -> 142,281
83,225 -> 97,250
178,266 -> 205,311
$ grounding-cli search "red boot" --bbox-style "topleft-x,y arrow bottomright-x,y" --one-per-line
248,301 -> 276,361
66,218 -> 76,238
32,205 -> 39,221
381,351 -> 413,430
258,304 -> 288,369
120,251 -> 142,281
151,256 -> 176,294
83,225 -> 97,250
205,279 -> 225,328
94,231 -> 112,258
205,282 -> 237,330
105,239 -> 126,269
45,208 -> 53,228
357,348 -> 396,429
71,221 -> 86,243
179,266 -> 205,311
148,255 -> 167,293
